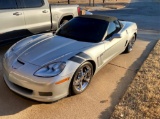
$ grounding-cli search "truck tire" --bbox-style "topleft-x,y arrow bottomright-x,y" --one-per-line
60,20 -> 69,27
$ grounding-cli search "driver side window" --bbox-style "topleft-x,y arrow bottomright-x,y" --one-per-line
106,21 -> 121,39
114,20 -> 121,30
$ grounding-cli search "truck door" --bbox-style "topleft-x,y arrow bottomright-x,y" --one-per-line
0,0 -> 26,43
20,0 -> 51,34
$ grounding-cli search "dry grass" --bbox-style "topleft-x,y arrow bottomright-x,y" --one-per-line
48,0 -> 130,10
48,0 -> 129,5
48,0 -> 129,4
111,40 -> 160,119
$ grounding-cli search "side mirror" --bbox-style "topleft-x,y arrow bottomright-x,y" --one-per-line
112,33 -> 122,39
105,33 -> 122,41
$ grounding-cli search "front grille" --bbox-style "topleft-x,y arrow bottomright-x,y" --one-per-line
12,82 -> 33,95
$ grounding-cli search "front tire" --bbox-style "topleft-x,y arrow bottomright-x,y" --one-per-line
71,62 -> 93,95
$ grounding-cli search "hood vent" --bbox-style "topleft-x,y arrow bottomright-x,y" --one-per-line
17,59 -> 25,65
12,59 -> 25,69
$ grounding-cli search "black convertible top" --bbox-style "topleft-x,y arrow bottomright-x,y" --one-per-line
78,15 -> 117,22
57,15 -> 112,43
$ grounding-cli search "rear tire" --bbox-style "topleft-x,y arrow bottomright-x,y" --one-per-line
60,20 -> 69,27
124,35 -> 136,53
71,62 -> 93,95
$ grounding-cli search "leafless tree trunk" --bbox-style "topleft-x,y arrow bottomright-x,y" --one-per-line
103,0 -> 105,7
68,0 -> 70,4
89,0 -> 91,6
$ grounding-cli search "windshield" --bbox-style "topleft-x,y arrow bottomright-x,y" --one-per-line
56,17 -> 109,43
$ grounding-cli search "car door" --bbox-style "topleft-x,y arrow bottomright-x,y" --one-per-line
0,0 -> 26,43
102,21 -> 127,63
19,0 -> 51,34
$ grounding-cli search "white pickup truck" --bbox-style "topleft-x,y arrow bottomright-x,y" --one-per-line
0,0 -> 81,44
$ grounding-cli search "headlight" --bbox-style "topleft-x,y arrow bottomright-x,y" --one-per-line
34,62 -> 66,77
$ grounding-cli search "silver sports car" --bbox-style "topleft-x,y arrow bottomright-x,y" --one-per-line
3,15 -> 137,102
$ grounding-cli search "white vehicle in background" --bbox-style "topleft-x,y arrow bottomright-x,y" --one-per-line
0,0 -> 81,44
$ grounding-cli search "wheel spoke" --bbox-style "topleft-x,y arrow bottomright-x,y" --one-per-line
80,69 -> 85,80
84,77 -> 90,82
79,81 -> 83,91
83,67 -> 91,82
84,69 -> 90,74
80,69 -> 84,76
84,67 -> 91,75
73,80 -> 80,86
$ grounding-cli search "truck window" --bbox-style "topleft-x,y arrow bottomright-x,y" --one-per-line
21,0 -> 44,8
0,0 -> 17,9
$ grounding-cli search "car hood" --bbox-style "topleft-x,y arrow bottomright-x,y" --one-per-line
15,35 -> 93,66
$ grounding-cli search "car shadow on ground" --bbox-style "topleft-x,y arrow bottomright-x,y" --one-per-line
0,44 -> 38,116
0,44 -> 64,116
98,33 -> 158,119
0,79 -> 38,116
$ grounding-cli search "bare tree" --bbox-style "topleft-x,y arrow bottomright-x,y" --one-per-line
68,0 -> 70,4
89,0 -> 91,6
102,0 -> 105,7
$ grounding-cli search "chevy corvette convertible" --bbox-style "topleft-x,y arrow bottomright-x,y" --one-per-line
3,15 -> 137,102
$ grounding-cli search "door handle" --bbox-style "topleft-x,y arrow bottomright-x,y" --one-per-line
13,12 -> 22,16
42,10 -> 48,13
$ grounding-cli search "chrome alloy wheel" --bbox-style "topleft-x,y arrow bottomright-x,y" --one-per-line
72,62 -> 93,94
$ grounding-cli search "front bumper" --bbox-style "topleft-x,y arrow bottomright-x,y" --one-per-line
2,58 -> 73,102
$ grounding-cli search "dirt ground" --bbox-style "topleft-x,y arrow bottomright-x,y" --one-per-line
111,40 -> 160,119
